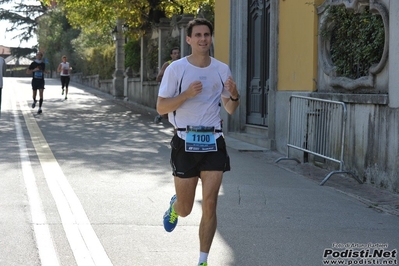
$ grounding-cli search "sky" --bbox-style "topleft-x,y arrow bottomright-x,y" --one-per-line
0,0 -> 38,48
0,20 -> 38,48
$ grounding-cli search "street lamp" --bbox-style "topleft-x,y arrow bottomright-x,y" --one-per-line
122,24 -> 129,33
112,18 -> 125,99
111,26 -> 118,41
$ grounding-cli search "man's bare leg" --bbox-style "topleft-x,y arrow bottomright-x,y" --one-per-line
173,176 -> 199,217
199,170 -> 223,253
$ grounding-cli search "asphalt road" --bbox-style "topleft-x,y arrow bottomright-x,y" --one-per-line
1,77 -> 399,266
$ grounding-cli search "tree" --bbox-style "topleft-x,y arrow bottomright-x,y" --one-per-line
125,39 -> 141,74
0,0 -> 48,56
38,0 -> 215,78
40,0 -> 215,38
36,7 -> 80,72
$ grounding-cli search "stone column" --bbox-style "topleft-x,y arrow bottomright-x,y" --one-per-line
140,37 -> 144,86
112,18 -> 125,99
124,67 -> 133,101
157,18 -> 171,71
177,14 -> 194,56
389,0 -> 399,108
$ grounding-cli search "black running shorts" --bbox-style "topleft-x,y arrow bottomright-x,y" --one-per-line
170,134 -> 231,178
32,79 -> 45,90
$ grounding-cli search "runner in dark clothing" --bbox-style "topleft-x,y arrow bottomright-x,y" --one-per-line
27,52 -> 47,114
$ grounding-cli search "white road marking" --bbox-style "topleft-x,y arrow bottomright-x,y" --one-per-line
15,86 -> 113,266
12,93 -> 60,266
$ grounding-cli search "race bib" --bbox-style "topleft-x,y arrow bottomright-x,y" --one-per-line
34,71 -> 43,79
185,126 -> 217,152
62,69 -> 69,75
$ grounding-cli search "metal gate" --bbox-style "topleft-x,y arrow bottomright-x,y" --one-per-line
275,96 -> 363,186
247,0 -> 270,126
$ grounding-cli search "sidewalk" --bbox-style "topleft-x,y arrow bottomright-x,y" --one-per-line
71,81 -> 399,218
224,138 -> 399,217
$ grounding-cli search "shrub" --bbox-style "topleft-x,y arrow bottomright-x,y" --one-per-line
327,5 -> 384,79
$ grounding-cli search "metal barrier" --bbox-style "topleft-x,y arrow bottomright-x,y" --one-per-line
275,95 -> 363,186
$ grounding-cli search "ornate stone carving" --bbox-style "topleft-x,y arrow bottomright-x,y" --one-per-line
317,0 -> 389,91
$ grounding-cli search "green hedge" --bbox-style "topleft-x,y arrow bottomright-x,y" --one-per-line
327,5 -> 384,79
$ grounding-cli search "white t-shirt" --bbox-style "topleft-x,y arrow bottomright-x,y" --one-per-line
60,62 -> 70,76
158,57 -> 231,140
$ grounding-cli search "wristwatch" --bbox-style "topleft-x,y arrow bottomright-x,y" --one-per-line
230,94 -> 240,101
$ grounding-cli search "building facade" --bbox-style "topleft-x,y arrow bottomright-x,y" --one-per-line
214,0 -> 399,192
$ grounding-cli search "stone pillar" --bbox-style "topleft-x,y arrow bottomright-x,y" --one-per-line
157,18 -> 171,70
177,14 -> 194,56
140,36 -> 144,86
124,67 -> 133,101
389,0 -> 399,108
112,18 -> 125,99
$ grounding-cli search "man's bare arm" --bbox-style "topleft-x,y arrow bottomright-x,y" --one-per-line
157,81 -> 203,114
156,62 -> 169,82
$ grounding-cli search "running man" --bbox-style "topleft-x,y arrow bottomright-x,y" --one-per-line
57,55 -> 72,100
27,52 -> 48,114
157,18 -> 240,266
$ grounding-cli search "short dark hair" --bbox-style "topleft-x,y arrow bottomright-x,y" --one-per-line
170,47 -> 180,54
186,18 -> 214,37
